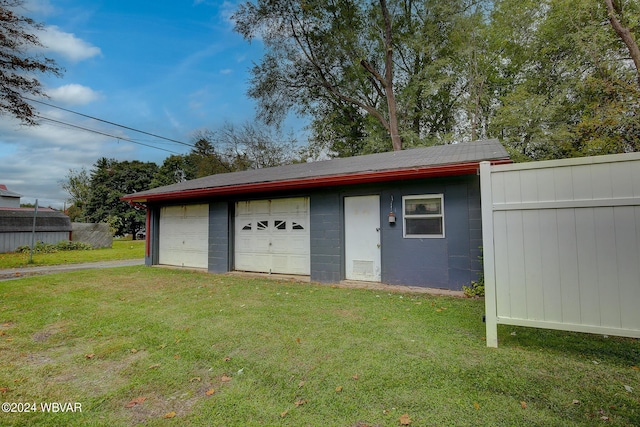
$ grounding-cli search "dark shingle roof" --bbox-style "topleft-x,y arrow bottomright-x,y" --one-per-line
0,208 -> 72,233
124,139 -> 509,202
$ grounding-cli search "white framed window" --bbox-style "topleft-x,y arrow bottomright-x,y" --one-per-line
402,194 -> 444,238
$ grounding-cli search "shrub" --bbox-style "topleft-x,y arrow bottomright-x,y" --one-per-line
463,250 -> 485,298
15,240 -> 93,253
54,241 -> 93,251
463,279 -> 484,298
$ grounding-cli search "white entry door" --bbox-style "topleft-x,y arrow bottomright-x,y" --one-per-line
344,195 -> 381,281
158,204 -> 209,269
234,197 -> 310,275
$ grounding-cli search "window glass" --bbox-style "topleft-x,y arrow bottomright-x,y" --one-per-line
404,198 -> 441,215
403,195 -> 444,238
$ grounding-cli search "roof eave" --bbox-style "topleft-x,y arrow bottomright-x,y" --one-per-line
122,158 -> 511,204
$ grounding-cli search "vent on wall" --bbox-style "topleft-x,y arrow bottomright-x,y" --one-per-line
353,260 -> 374,277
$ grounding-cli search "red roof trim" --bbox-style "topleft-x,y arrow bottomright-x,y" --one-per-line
122,159 -> 511,204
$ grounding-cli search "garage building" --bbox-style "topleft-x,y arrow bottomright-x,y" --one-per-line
122,140 -> 510,290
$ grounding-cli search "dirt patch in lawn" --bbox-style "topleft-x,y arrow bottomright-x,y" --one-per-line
32,321 -> 70,342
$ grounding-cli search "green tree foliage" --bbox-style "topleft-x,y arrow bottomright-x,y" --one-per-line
232,0 -> 639,160
233,0 -> 491,156
85,158 -> 158,239
150,154 -> 197,188
0,0 -> 62,124
60,167 -> 90,221
233,0 -> 413,154
487,0 -> 640,160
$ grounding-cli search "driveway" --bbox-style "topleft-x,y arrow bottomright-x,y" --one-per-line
0,259 -> 145,281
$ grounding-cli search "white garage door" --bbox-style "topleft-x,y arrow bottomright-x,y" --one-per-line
159,204 -> 209,269
235,197 -> 310,275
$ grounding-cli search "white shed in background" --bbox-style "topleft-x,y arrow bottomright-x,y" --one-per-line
480,153 -> 640,347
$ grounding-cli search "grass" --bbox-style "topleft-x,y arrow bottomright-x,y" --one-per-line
0,240 -> 145,269
0,267 -> 639,426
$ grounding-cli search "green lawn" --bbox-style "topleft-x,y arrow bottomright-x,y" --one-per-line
0,240 -> 145,269
0,267 -> 638,426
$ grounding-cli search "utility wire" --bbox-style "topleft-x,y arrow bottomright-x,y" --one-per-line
26,97 -> 196,149
35,115 -> 182,155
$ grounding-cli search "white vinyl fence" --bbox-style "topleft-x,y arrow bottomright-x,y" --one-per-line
480,153 -> 640,347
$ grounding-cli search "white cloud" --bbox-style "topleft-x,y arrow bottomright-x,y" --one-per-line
0,114 -> 135,208
220,68 -> 233,75
47,84 -> 101,105
36,26 -> 102,62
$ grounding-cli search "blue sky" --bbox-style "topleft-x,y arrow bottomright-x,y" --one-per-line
0,0 -> 301,208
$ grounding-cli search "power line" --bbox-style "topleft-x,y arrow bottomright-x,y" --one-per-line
35,115 -> 182,155
26,97 -> 196,149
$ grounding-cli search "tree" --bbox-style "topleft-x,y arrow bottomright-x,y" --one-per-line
233,0 -> 404,151
60,167 -> 91,221
0,0 -> 62,125
486,0 -> 640,159
604,0 -> 640,86
191,121 -> 298,172
233,0 -> 486,156
187,131 -> 234,177
85,158 -> 158,239
150,155 -> 196,188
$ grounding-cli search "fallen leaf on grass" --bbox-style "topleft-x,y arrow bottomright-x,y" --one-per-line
296,337 -> 301,344
221,375 -> 232,382
335,386 -> 343,392
130,348 -> 137,354
125,397 -> 146,408
632,366 -> 640,371
352,374 -> 359,380
85,353 -> 95,359
624,385 -> 633,393
280,410 -> 288,418
0,387 -> 9,393
294,399 -> 307,407
174,354 -> 181,360
520,401 -> 527,409
205,388 -> 215,396
399,413 -> 412,425
298,381 -> 305,388
224,357 -> 231,362
601,416 -> 609,421
572,400 -> 580,405
163,411 -> 176,419
190,377 -> 201,382
473,402 -> 480,410
148,364 -> 160,369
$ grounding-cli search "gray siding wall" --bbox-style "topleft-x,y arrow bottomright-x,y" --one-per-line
208,201 -> 230,273
146,207 -> 160,266
146,175 -> 481,290
378,176 -> 480,290
309,192 -> 342,283
0,232 -> 69,253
